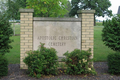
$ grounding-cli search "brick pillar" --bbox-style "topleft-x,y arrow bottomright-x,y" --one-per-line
19,9 -> 34,69
77,10 -> 95,66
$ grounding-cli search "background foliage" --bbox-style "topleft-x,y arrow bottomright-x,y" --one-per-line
26,0 -> 68,17
7,0 -> 27,20
69,0 -> 112,17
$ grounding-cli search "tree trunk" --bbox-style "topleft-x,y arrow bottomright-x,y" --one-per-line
13,23 -> 15,36
94,14 -> 96,26
8,0 -> 10,19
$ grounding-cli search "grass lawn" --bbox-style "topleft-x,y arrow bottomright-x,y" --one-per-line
11,23 -> 20,34
5,36 -> 20,64
5,23 -> 20,64
96,22 -> 103,26
5,24 -> 116,64
94,26 -> 115,61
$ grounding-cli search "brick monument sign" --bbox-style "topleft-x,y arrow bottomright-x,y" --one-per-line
19,9 -> 95,69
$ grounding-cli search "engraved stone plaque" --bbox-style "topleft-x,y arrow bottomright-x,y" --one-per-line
33,18 -> 81,57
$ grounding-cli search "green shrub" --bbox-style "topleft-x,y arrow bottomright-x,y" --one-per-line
0,14 -> 13,55
23,43 -> 58,78
23,50 -> 44,78
39,43 -> 58,75
107,53 -> 120,74
0,55 -> 8,78
62,49 -> 96,75
102,15 -> 120,52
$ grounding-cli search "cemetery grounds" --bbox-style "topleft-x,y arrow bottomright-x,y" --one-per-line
6,22 -> 115,64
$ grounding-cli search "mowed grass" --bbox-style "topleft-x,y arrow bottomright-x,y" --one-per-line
5,24 -> 116,64
5,36 -> 20,64
5,23 -> 20,64
94,26 -> 115,61
11,23 -> 20,34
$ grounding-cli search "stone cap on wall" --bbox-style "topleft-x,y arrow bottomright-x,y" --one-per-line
77,10 -> 95,14
34,17 -> 81,22
19,9 -> 34,13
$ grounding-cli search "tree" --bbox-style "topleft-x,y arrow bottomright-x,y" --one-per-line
5,0 -> 27,35
7,0 -> 27,20
0,13 -> 13,55
69,0 -> 112,21
0,0 -> 7,14
64,1 -> 72,17
102,15 -> 120,52
26,0 -> 68,17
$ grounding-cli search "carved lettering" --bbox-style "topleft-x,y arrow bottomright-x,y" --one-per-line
38,36 -> 78,46
48,42 -> 66,46
38,36 -> 56,40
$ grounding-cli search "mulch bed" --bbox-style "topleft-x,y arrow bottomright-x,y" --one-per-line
1,62 -> 120,80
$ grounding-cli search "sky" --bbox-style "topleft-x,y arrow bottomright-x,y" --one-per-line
96,0 -> 120,21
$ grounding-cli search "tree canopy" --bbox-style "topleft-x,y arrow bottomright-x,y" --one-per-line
26,0 -> 68,17
69,0 -> 112,17
6,0 -> 27,20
